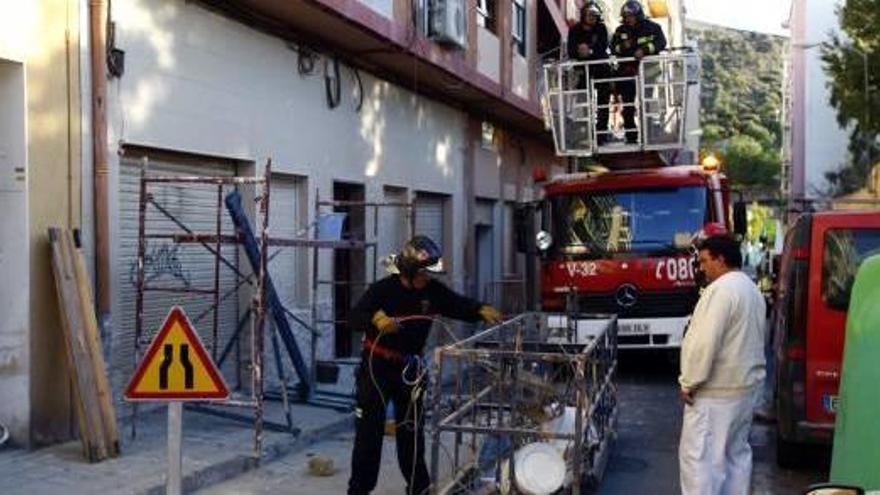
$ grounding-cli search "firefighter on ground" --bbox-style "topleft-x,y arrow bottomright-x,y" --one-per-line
567,2 -> 611,145
610,0 -> 667,144
347,235 -> 503,495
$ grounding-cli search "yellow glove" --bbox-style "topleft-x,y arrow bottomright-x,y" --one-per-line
372,310 -> 398,334
479,305 -> 503,326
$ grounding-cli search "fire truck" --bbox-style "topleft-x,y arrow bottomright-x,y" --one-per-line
521,24 -> 746,349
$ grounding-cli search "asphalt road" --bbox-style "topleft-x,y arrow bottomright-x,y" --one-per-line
600,351 -> 827,495
200,351 -> 828,494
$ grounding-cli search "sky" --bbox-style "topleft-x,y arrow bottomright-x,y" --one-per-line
685,0 -> 792,36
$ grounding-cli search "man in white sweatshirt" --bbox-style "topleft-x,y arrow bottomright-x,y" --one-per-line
678,235 -> 766,495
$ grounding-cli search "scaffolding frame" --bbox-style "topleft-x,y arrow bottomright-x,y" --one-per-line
132,159 -> 273,458
308,189 -> 416,391
430,312 -> 618,494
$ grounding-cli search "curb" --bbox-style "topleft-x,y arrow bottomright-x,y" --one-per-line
143,415 -> 355,494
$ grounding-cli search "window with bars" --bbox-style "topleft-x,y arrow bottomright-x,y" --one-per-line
511,0 -> 526,56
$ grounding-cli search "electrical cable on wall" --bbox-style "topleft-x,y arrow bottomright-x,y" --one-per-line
324,56 -> 341,109
350,67 -> 364,113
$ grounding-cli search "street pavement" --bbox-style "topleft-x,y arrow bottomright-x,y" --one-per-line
200,352 -> 828,494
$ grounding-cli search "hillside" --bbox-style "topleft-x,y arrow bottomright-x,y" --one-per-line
686,20 -> 787,191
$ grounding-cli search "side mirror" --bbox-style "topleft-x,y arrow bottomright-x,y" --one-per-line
536,230 -> 553,251
733,201 -> 748,238
802,484 -> 865,495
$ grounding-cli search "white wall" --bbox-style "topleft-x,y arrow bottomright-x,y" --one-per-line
107,0 -> 471,361
477,28 -> 501,82
802,0 -> 848,196
0,59 -> 29,444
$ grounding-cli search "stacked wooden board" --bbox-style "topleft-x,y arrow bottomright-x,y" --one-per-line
48,228 -> 119,462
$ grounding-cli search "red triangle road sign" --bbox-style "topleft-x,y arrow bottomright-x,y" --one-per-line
125,306 -> 229,401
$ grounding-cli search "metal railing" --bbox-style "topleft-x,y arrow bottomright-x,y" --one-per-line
542,52 -> 698,157
430,312 -> 618,494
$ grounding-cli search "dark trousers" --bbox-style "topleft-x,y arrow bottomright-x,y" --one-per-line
348,357 -> 429,495
617,79 -> 638,143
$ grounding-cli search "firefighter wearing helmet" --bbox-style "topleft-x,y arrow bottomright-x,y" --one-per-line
567,2 -> 612,144
347,235 -> 502,495
611,0 -> 667,143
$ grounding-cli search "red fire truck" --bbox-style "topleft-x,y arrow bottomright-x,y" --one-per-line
536,163 -> 738,348
525,50 -> 745,349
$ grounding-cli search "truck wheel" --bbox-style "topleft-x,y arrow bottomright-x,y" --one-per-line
775,432 -> 802,469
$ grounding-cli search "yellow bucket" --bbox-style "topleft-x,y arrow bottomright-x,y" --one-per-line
648,0 -> 669,18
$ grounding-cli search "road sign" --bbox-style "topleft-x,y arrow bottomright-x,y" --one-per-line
124,306 -> 229,401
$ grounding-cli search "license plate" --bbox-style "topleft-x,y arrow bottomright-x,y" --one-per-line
619,322 -> 650,334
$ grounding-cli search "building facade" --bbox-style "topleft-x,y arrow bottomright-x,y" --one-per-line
784,0 -> 849,203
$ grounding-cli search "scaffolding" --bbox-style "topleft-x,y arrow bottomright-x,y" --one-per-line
132,159 -> 273,457
430,312 -> 618,494
131,159 -> 420,456
308,190 -> 415,392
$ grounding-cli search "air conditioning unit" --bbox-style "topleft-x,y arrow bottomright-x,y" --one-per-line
429,0 -> 467,49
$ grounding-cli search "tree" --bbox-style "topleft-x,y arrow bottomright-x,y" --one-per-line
821,0 -> 880,195
687,22 -> 785,192
722,135 -> 780,192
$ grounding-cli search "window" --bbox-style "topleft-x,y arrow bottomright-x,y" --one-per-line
511,0 -> 526,57
477,0 -> 497,32
821,228 -> 880,310
550,186 -> 708,258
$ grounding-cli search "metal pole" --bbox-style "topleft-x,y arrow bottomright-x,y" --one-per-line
167,402 -> 183,495
133,157 -> 148,438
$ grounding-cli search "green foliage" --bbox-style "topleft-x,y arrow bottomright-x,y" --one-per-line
722,135 -> 780,190
821,0 -> 880,195
687,22 -> 785,190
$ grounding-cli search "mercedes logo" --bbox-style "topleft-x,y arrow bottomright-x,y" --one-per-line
615,284 -> 639,309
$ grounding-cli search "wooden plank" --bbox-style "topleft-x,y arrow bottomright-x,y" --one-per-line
60,230 -> 110,462
70,230 -> 120,457
49,228 -> 107,462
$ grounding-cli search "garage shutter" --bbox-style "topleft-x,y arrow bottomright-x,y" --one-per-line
414,193 -> 445,250
112,154 -> 241,402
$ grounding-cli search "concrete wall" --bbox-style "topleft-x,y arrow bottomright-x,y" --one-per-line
788,0 -> 848,199
0,0 -> 83,446
801,0 -> 848,197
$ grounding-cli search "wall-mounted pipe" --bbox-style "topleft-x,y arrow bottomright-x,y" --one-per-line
89,0 -> 111,329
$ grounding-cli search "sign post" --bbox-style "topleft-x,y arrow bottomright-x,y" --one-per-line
125,306 -> 229,495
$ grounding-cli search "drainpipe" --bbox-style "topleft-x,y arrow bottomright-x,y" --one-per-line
90,0 -> 111,340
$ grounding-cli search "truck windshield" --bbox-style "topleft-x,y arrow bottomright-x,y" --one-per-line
550,186 -> 708,258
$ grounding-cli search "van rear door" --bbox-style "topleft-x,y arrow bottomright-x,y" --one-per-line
806,214 -> 880,425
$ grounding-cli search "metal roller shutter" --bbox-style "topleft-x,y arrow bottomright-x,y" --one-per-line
415,193 -> 445,250
112,154 -> 240,401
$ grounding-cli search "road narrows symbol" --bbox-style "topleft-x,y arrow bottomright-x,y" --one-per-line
158,344 -> 195,390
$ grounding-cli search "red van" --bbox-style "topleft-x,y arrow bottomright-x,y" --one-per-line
773,210 -> 880,466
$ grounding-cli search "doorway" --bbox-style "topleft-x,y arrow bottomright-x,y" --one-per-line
333,182 -> 366,358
